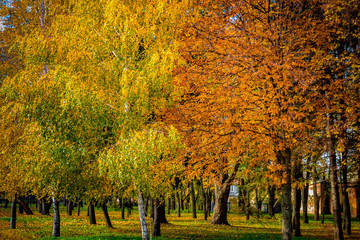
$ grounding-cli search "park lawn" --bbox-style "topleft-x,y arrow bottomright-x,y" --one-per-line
0,204 -> 359,240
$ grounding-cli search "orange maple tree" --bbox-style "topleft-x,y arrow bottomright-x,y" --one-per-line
167,1 -> 332,239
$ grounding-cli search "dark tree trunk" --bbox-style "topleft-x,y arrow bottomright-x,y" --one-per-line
190,181 -> 197,218
302,158 -> 310,224
153,199 -> 161,237
255,188 -> 260,218
292,160 -> 302,237
207,188 -> 212,217
211,182 -> 231,225
200,179 -> 207,220
171,194 -> 176,210
17,196 -> 34,215
41,198 -> 50,215
52,197 -> 60,237
176,189 -> 181,217
246,187 -> 251,220
167,197 -> 170,215
277,149 -> 292,240
150,197 -> 154,219
88,204 -> 96,225
10,196 -> 16,229
313,162 -> 319,221
101,202 -> 113,228
67,199 -> 73,216
77,201 -> 81,216
328,124 -> 344,240
180,190 -> 184,211
41,198 -> 46,215
157,200 -> 168,224
19,199 -> 24,214
127,198 -> 132,216
211,157 -> 241,225
341,151 -> 351,236
38,199 -> 42,213
292,187 -> 301,237
121,197 -> 125,219
357,165 -> 360,219
268,185 -> 276,217
321,181 -> 328,224
144,197 -> 149,217
238,179 -> 245,211
302,185 -> 309,224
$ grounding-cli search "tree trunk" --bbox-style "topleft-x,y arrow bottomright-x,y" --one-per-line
356,164 -> 360,219
167,197 -> 171,215
292,160 -> 301,237
88,204 -> 96,225
41,198 -> 50,215
176,189 -> 181,217
38,198 -> 42,213
255,188 -> 260,218
246,187 -> 251,220
211,182 -> 230,225
302,185 -> 309,224
321,181 -> 327,224
121,197 -> 125,219
153,199 -> 161,237
77,201 -> 81,216
190,181 -> 197,218
171,194 -> 176,211
277,149 -> 292,240
10,196 -> 16,229
313,162 -> 319,221
67,199 -> 73,216
341,152 -> 351,235
17,196 -> 34,215
328,123 -> 344,240
19,199 -> 24,214
127,198 -> 132,216
41,198 -> 46,215
144,197 -> 149,217
268,185 -> 276,217
200,179 -> 207,220
292,187 -> 301,236
207,188 -> 212,217
180,190 -> 184,211
158,201 -> 168,224
302,158 -> 310,224
138,189 -> 148,240
52,197 -> 60,237
238,179 -> 245,211
150,197 -> 154,219
101,202 -> 113,228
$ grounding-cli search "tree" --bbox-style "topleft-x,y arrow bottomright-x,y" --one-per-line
311,1 -> 360,238
99,127 -> 182,239
171,2 -> 327,238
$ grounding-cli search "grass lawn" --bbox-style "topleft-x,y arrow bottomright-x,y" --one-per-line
0,203 -> 359,239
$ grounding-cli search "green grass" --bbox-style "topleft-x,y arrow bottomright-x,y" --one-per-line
0,203 -> 359,239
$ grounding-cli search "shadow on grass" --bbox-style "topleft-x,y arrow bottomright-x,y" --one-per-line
41,236 -> 142,240
40,233 -> 325,240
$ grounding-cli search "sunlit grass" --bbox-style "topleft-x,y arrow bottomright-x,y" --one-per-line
0,203 -> 359,239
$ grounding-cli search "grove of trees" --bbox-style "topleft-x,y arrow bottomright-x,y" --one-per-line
1,1 -> 360,240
